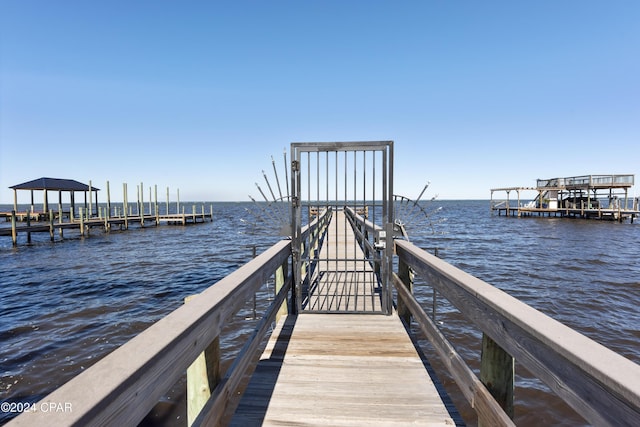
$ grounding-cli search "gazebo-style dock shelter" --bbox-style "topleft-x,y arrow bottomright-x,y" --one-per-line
9,177 -> 99,219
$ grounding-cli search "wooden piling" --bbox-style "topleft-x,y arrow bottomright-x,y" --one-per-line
154,185 -> 159,226
139,182 -> 144,227
26,210 -> 32,244
79,208 -> 85,237
106,181 -> 111,221
58,203 -> 64,238
166,187 -> 169,216
49,210 -> 54,241
479,333 -> 514,425
123,183 -> 129,230
11,210 -> 17,246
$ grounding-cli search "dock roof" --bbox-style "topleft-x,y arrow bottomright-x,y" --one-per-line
9,177 -> 99,192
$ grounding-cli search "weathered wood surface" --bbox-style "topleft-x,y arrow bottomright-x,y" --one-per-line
231,313 -> 458,426
395,239 -> 640,426
7,240 -> 291,427
305,210 -> 381,312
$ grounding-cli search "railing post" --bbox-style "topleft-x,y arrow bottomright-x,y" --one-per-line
397,257 -> 413,325
275,258 -> 289,323
185,294 -> 221,426
479,333 -> 514,426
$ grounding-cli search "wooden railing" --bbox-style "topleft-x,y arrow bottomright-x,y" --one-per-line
345,208 -> 640,426
8,209 -> 331,427
394,240 -> 640,427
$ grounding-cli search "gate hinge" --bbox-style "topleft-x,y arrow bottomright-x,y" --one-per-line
292,160 -> 300,171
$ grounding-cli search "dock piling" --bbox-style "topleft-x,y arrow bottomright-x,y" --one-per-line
124,183 -> 129,230
480,334 -> 515,425
11,210 -> 17,246
26,210 -> 32,243
48,210 -> 54,241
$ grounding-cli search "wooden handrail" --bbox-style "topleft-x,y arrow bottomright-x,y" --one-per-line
392,271 -> 515,427
194,273 -> 292,426
8,240 -> 292,426
394,239 -> 640,426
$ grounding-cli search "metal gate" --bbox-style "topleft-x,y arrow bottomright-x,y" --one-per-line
291,141 -> 394,314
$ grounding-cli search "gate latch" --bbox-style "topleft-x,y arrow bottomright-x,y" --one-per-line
374,230 -> 386,250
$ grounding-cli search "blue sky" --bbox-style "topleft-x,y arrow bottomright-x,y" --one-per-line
1,1 -> 639,204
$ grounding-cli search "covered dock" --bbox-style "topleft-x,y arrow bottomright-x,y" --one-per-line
7,177 -> 99,220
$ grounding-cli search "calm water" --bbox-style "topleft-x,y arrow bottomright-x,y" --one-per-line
1,200 -> 638,426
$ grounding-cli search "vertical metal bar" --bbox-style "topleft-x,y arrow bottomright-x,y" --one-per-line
353,149 -> 357,211
352,151 -> 357,302
335,150 -> 338,213
389,141 -> 394,225
344,150 -> 347,208
292,144 -> 302,314
386,142 -> 394,314
307,152 -> 311,226
325,151 -> 329,210
344,151 -> 348,305
373,150 -> 377,229
382,148 -> 388,224
336,150 -> 340,306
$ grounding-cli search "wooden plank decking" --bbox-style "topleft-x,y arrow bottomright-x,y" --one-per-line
304,210 -> 382,312
230,209 -> 458,426
230,313 -> 457,426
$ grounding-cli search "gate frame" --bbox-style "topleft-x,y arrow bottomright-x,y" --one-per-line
290,141 -> 394,314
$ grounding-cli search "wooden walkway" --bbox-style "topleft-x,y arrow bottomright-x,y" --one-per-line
231,314 -> 458,426
230,209 -> 458,426
304,210 -> 382,312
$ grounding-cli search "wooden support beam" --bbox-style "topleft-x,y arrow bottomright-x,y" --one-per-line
275,259 -> 289,323
397,258 -> 413,325
185,295 -> 221,426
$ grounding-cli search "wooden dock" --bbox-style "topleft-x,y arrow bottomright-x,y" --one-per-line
230,210 -> 456,425
304,210 -> 382,312
490,174 -> 639,222
231,313 -> 457,426
0,206 -> 213,245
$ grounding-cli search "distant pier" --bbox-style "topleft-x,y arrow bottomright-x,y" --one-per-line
491,174 -> 639,222
2,177 -> 212,246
